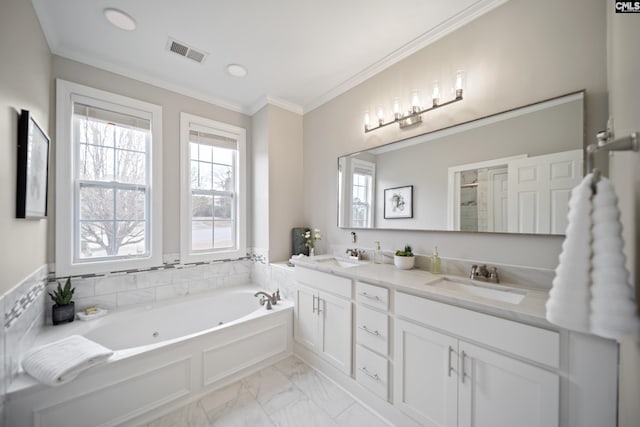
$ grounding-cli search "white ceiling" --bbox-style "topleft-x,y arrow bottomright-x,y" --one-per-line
32,0 -> 506,115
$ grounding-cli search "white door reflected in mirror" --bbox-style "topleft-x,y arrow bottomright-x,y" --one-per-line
448,149 -> 582,234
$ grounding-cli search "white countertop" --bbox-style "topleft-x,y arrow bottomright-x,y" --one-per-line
290,255 -> 553,328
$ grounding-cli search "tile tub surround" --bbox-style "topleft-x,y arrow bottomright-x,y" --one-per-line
3,265 -> 48,387
145,355 -> 389,427
254,262 -> 297,300
45,259 -> 253,315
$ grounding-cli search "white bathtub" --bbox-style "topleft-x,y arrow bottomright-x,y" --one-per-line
6,285 -> 293,427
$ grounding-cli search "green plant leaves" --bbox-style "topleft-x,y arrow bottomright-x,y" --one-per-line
49,277 -> 75,306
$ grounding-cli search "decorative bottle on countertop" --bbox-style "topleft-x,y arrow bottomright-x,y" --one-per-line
431,246 -> 441,274
374,241 -> 383,264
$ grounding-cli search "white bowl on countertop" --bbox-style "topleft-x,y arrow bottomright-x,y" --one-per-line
394,255 -> 415,270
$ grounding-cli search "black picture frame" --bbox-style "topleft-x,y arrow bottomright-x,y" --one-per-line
16,109 -> 50,219
384,185 -> 413,219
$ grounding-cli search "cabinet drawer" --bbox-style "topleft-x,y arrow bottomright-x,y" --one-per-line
296,267 -> 351,299
396,292 -> 559,368
355,345 -> 389,401
355,282 -> 389,310
356,305 -> 389,355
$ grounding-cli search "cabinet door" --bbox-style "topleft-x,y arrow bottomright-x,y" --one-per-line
394,319 -> 458,427
293,284 -> 318,351
318,291 -> 352,374
458,341 -> 559,427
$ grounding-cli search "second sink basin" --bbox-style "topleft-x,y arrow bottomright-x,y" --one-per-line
430,277 -> 526,304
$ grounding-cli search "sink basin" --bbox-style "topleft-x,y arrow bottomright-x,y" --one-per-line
315,257 -> 365,269
430,277 -> 526,304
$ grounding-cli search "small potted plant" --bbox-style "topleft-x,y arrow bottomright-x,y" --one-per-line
394,245 -> 415,270
49,277 -> 75,325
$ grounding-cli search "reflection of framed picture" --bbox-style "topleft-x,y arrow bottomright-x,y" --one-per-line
384,185 -> 413,219
16,110 -> 50,218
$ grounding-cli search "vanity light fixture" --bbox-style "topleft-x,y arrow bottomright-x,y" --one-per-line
103,8 -> 137,31
364,70 -> 466,133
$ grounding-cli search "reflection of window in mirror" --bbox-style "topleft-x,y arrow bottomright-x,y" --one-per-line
350,159 -> 376,228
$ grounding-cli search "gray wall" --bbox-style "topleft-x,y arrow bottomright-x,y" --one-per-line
267,106 -> 304,262
607,3 -> 640,426
0,0 -> 51,294
51,56 -> 253,264
252,106 -> 270,255
252,105 -> 304,262
303,0 -> 607,269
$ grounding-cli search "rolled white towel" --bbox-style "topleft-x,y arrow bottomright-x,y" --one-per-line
21,335 -> 113,386
592,252 -> 627,266
592,222 -> 622,238
592,238 -> 624,254
590,177 -> 640,340
546,173 -> 593,332
592,206 -> 619,222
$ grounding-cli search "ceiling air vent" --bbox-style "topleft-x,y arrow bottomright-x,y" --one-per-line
166,38 -> 207,64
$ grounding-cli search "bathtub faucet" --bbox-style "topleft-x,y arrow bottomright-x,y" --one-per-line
254,290 -> 280,310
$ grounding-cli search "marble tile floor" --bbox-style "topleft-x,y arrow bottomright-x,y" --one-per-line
143,356 -> 390,427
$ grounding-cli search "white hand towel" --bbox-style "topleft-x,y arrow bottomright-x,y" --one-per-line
21,335 -> 113,386
546,174 -> 593,332
590,177 -> 640,340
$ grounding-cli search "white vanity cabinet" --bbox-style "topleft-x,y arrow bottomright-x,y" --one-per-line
291,264 -> 618,427
457,341 -> 558,427
354,282 -> 391,401
394,292 -> 559,427
293,268 -> 353,374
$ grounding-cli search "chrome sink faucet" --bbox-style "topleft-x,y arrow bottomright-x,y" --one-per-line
254,290 -> 280,310
470,264 -> 499,283
345,248 -> 364,260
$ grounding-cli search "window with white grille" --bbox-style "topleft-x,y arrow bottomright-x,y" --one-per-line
180,113 -> 246,262
56,80 -> 162,276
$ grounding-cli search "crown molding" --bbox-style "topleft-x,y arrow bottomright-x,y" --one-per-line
249,96 -> 304,116
51,47 -> 249,115
38,0 -> 509,118
302,0 -> 510,113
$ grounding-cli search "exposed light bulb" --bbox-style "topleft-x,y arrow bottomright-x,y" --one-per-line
377,105 -> 385,125
411,91 -> 421,113
454,70 -> 467,99
393,98 -> 402,120
432,81 -> 441,107
364,111 -> 371,131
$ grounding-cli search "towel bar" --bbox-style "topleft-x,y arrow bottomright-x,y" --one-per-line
586,131 -> 638,180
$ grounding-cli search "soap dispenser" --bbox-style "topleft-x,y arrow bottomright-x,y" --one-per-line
374,241 -> 383,264
431,246 -> 441,274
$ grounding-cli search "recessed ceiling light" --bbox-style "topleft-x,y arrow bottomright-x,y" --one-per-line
103,8 -> 137,31
226,64 -> 248,78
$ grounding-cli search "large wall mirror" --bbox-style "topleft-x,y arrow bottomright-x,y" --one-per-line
338,91 -> 584,235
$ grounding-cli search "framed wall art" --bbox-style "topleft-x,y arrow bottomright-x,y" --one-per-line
16,109 -> 50,218
384,185 -> 413,219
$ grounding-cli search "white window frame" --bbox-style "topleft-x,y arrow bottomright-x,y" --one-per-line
350,159 -> 376,228
55,79 -> 163,276
180,112 -> 247,263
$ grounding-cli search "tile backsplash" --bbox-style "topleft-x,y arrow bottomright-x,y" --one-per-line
46,259 -> 254,315
1,257 -> 258,394
2,265 -> 48,393
254,262 -> 297,300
